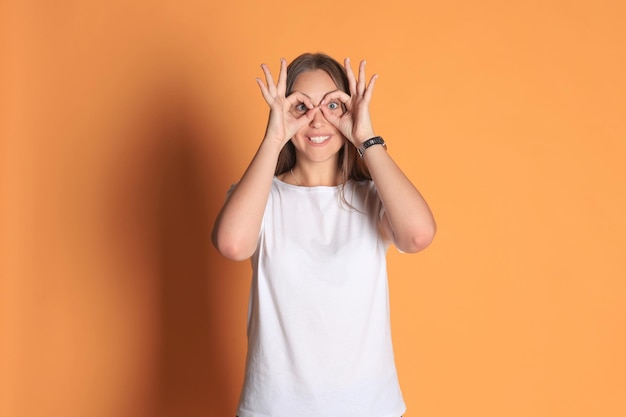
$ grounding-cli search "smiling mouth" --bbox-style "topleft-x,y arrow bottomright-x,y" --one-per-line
309,135 -> 330,144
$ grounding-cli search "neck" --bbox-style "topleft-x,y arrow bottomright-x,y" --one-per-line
291,161 -> 343,187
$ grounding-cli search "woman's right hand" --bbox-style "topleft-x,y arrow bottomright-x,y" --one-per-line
256,58 -> 318,147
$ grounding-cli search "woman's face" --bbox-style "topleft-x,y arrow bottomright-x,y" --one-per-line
289,69 -> 345,165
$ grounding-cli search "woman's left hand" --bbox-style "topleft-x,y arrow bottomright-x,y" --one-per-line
319,58 -> 378,147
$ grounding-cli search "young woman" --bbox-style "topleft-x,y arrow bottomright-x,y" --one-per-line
212,52 -> 436,417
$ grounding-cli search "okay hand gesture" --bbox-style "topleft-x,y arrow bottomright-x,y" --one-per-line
256,58 -> 319,147
319,58 -> 378,147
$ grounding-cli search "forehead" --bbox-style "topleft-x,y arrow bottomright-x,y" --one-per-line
291,69 -> 338,96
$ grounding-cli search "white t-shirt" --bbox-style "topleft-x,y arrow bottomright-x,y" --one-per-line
236,178 -> 406,417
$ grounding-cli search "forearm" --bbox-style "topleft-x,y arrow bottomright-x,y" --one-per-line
212,138 -> 283,260
363,144 -> 436,253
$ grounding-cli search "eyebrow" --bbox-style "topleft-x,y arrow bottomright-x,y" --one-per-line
291,91 -> 311,98
291,90 -> 339,102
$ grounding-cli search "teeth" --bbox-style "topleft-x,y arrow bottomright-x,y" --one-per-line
309,136 -> 330,143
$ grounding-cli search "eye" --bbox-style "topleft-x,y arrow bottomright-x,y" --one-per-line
295,103 -> 308,112
327,102 -> 340,110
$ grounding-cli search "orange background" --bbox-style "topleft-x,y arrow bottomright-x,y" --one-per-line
1,1 -> 625,416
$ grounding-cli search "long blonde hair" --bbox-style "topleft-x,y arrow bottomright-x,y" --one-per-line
274,52 -> 372,183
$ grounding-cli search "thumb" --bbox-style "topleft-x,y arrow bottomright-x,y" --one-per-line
319,106 -> 341,128
295,106 -> 320,129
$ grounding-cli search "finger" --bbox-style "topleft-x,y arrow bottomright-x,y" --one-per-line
363,73 -> 379,102
287,93 -> 315,117
344,57 -> 357,96
321,90 -> 351,115
320,90 -> 351,107
356,60 -> 367,96
304,106 -> 320,120
294,106 -> 320,129
276,58 -> 287,95
319,105 -> 342,127
260,63 -> 277,95
256,77 -> 273,103
287,92 -> 315,109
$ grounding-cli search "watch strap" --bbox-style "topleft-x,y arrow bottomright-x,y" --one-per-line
357,136 -> 386,158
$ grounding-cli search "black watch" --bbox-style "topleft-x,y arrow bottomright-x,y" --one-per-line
357,136 -> 386,158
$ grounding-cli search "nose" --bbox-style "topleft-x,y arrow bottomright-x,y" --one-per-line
309,108 -> 326,128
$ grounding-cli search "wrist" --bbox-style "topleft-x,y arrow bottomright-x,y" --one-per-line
354,132 -> 376,147
357,136 -> 386,158
261,135 -> 288,154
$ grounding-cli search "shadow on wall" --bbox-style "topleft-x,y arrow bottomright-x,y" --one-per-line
113,76 -> 239,416
154,85 -> 237,417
